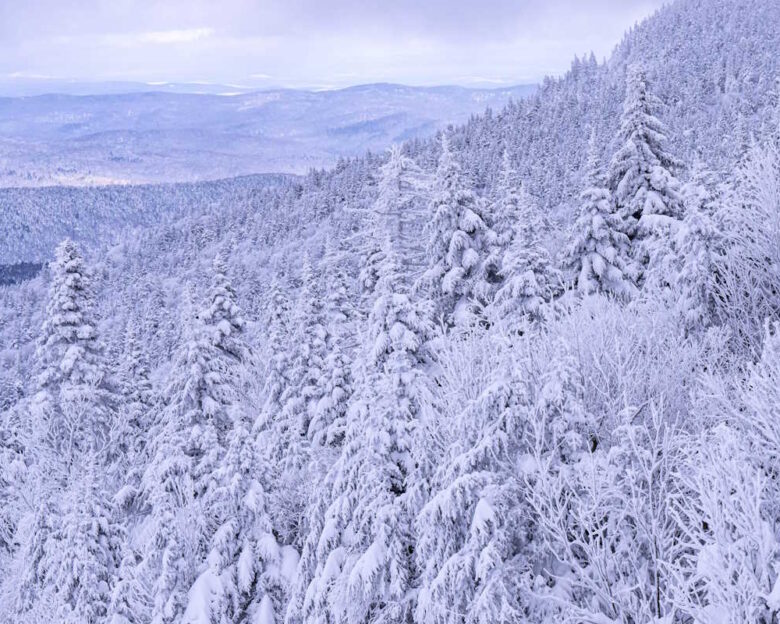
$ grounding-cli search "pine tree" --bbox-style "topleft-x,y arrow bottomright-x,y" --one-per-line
607,66 -> 683,275
562,131 -> 635,298
423,134 -> 494,323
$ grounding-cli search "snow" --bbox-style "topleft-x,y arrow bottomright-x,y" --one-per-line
182,569 -> 222,624
4,3 -> 780,624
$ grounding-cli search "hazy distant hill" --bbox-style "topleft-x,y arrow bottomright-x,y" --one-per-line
0,83 -> 535,186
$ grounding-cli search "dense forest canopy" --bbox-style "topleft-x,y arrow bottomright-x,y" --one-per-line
2,1 -> 780,623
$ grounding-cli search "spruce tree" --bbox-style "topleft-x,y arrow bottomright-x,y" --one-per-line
50,457 -> 124,624
607,66 -> 683,275
307,241 -> 354,448
141,292 -> 214,624
267,256 -> 325,469
562,131 -> 635,298
291,238 -> 433,624
108,547 -> 144,624
113,316 -> 155,498
423,134 -> 494,323
493,179 -> 561,324
18,240 -> 122,622
185,413 -> 295,624
202,251 -> 248,365
373,145 -> 428,277
483,149 -> 523,294
33,238 -> 116,464
674,194 -> 723,332
256,277 -> 292,436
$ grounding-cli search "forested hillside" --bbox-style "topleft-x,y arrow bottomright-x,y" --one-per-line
2,0 -> 780,623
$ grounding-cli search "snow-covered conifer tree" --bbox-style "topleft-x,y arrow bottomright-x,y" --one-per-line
256,278 -> 291,435
113,317 -> 155,493
184,412 -> 297,624
493,180 -> 561,324
673,189 -> 724,332
202,251 -> 248,366
307,241 -> 354,448
140,292 -> 216,624
33,238 -> 116,465
423,133 -> 494,323
291,236 -> 433,624
418,335 -> 586,624
373,145 -> 428,273
49,457 -> 124,624
562,131 -> 635,298
483,149 -> 523,293
272,256 -> 326,466
107,547 -> 144,624
607,66 -> 684,276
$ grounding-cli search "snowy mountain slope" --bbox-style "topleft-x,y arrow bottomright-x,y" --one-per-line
0,173 -> 291,265
0,83 -> 535,187
2,1 -> 780,623
0,79 -> 272,97
444,0 -> 780,213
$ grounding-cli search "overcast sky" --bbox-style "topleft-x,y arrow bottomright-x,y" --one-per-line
0,0 -> 667,90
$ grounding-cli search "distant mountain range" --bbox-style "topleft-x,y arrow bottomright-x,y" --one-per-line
0,82 -> 536,186
0,79 -> 269,97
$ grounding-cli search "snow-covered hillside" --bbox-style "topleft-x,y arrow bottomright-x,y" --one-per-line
2,1 -> 780,623
0,83 -> 535,187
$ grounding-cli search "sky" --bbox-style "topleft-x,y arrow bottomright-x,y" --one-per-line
0,0 -> 668,91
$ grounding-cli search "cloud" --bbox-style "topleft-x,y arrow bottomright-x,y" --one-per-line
139,28 -> 214,44
0,0 -> 668,88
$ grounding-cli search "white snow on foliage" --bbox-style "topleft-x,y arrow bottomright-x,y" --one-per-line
3,2 -> 780,624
